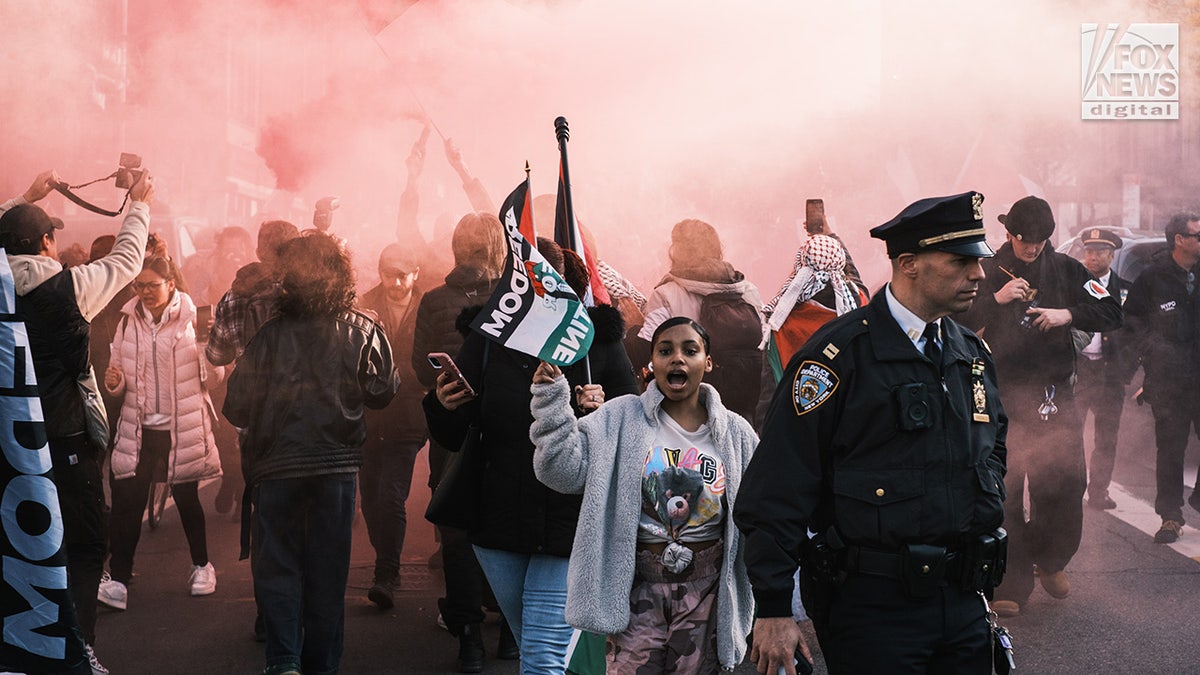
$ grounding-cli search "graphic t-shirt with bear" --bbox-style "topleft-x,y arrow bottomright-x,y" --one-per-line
638,408 -> 726,545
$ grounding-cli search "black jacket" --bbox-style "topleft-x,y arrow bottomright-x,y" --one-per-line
1121,255 -> 1200,404
412,264 -> 497,390
224,309 -> 399,484
423,304 -> 638,557
735,290 -> 1008,617
957,243 -> 1123,389
360,284 -> 427,446
18,269 -> 92,439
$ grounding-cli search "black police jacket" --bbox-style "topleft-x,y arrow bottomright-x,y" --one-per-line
957,243 -> 1123,388
735,289 -> 1008,618
1121,256 -> 1200,404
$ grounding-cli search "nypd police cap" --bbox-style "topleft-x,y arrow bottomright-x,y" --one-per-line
1081,228 -> 1123,251
870,191 -> 994,258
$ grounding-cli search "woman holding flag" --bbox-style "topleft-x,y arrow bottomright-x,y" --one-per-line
528,316 -> 757,673
425,238 -> 638,674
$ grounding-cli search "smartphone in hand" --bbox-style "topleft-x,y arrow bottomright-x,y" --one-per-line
428,352 -> 476,397
195,305 -> 212,342
805,198 -> 826,235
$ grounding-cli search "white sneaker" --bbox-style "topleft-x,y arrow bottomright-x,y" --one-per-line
85,644 -> 109,675
189,562 -> 216,596
96,572 -> 127,611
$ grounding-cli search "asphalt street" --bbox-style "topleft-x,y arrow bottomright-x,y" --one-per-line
93,392 -> 1200,674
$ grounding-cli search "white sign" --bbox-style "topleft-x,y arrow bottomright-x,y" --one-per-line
1082,23 -> 1179,120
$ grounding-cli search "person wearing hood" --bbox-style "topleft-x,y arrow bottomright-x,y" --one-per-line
0,168 -> 154,675
755,234 -> 867,429
100,256 -> 223,610
636,219 -> 766,423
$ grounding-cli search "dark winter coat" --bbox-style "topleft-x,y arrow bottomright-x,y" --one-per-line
411,264 -> 497,390
423,304 -> 638,557
1120,256 -> 1200,404
360,284 -> 427,446
957,242 -> 1122,389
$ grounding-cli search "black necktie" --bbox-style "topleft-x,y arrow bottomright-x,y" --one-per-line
923,322 -> 942,373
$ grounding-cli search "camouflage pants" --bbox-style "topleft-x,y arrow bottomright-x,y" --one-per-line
606,543 -> 722,674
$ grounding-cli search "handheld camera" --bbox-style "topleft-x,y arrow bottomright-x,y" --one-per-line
115,153 -> 144,190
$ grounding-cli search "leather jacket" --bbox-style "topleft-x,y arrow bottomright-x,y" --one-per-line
224,309 -> 398,484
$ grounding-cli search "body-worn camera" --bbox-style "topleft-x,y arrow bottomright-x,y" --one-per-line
895,382 -> 933,431
115,153 -> 144,190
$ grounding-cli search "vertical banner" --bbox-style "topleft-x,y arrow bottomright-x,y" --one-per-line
0,251 -> 86,673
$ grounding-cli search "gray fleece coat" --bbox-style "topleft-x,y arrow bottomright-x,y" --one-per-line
529,378 -> 757,670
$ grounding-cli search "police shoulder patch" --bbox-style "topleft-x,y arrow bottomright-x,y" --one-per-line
792,360 -> 839,416
1084,278 -> 1110,300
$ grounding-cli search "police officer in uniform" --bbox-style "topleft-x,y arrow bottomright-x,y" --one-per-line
736,192 -> 1008,674
1121,213 -> 1200,544
957,196 -> 1122,617
1074,229 -> 1129,510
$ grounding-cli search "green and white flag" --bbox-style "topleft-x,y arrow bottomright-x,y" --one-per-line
470,181 -> 594,366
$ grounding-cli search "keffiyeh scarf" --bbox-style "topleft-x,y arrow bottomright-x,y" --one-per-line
762,235 -> 857,335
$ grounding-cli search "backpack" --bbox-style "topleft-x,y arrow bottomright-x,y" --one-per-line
697,290 -> 763,423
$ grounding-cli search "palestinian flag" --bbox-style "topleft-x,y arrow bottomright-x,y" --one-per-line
499,174 -> 536,245
472,181 -> 595,366
554,160 -> 611,305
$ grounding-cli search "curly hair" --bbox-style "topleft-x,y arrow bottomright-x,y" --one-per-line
276,233 -> 356,317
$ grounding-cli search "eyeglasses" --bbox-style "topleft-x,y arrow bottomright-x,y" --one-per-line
1179,232 -> 1200,241
132,280 -> 167,291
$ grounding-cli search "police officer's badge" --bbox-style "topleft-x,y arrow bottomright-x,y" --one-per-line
971,358 -> 990,423
793,361 -> 839,415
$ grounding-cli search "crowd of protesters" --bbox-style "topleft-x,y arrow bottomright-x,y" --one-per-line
4,129 -> 1200,675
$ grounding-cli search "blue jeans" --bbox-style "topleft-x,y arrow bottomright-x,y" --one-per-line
473,546 -> 572,675
253,474 -> 356,675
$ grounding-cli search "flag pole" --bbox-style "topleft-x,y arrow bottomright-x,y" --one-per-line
524,160 -> 535,241
554,117 -> 579,253
554,116 -> 591,383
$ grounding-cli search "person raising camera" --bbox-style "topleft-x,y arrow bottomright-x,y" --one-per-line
0,167 -> 155,675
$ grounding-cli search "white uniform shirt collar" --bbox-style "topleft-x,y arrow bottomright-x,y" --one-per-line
885,283 -> 939,352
